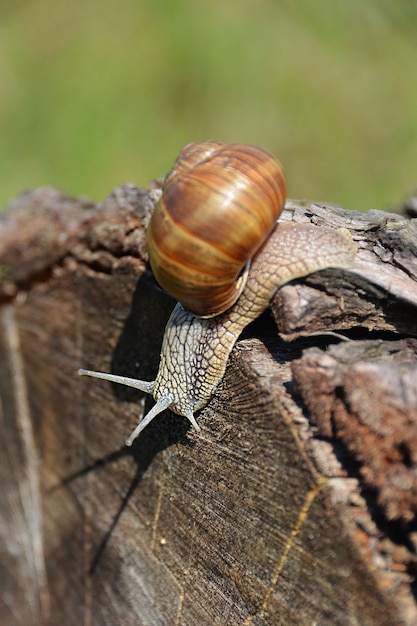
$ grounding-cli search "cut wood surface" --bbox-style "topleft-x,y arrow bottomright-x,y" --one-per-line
1,185 -> 417,625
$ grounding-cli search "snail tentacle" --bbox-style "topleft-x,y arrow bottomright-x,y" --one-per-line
125,394 -> 174,446
78,369 -> 154,394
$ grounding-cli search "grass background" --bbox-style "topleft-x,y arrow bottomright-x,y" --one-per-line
1,0 -> 416,212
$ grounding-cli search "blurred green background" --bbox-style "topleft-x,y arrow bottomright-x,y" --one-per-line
1,0 -> 416,212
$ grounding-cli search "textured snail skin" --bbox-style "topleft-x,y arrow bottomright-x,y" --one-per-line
79,221 -> 356,445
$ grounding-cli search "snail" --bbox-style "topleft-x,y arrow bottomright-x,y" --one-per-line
79,141 -> 357,445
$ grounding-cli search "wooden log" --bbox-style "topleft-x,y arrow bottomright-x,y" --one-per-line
1,185 -> 417,625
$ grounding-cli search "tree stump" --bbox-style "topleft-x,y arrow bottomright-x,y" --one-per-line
1,185 -> 416,626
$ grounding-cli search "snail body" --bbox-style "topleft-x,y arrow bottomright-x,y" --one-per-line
79,142 -> 357,445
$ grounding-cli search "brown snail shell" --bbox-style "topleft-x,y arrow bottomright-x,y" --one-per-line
146,141 -> 287,317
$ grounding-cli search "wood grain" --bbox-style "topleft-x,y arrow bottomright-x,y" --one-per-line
1,186 -> 416,625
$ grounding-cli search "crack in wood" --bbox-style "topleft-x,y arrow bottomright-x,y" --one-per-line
151,478 -> 165,551
242,483 -> 321,626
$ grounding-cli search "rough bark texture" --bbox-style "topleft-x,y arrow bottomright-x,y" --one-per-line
1,185 -> 417,626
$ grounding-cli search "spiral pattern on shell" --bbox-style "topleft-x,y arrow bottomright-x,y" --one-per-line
146,141 -> 287,317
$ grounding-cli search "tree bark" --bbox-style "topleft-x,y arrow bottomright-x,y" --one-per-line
1,185 -> 416,625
